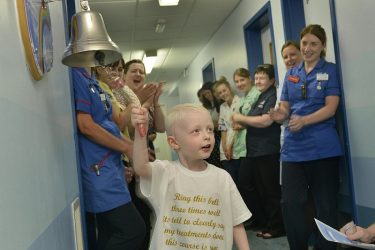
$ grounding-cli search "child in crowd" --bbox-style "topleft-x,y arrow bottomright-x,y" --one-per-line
131,103 -> 251,250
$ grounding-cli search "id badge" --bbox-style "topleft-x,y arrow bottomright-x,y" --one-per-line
317,73 -> 329,81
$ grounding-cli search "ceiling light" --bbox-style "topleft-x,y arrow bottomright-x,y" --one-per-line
155,19 -> 166,33
158,0 -> 179,6
142,50 -> 157,74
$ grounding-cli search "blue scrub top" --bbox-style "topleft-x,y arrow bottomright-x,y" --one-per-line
72,68 -> 131,213
280,58 -> 343,162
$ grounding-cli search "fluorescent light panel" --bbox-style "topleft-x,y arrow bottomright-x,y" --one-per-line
143,50 -> 157,74
155,19 -> 166,33
158,0 -> 179,6
155,23 -> 165,33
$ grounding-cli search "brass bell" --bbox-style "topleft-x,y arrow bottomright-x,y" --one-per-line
62,10 -> 121,67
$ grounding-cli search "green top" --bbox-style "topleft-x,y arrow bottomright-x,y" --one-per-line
232,86 -> 260,158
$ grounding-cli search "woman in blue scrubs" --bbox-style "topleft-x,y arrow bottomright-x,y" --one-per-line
72,67 -> 145,250
271,24 -> 343,250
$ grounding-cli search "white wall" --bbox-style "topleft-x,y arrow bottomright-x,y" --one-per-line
0,2 -> 79,249
177,0 -> 286,104
334,0 -> 375,221
261,25 -> 272,64
154,104 -> 173,161
303,0 -> 336,62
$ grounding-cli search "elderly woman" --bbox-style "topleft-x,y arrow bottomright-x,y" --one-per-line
232,64 -> 284,239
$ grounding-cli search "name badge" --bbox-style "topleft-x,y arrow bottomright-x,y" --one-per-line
257,100 -> 265,109
317,73 -> 329,81
100,93 -> 106,101
288,75 -> 300,83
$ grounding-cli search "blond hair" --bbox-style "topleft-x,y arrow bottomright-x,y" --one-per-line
166,103 -> 209,136
213,76 -> 231,92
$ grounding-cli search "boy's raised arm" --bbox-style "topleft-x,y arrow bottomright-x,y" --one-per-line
131,106 -> 153,178
233,224 -> 250,250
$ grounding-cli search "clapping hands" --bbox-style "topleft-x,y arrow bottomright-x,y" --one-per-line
133,81 -> 164,108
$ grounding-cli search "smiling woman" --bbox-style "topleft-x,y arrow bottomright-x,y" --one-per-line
281,41 -> 302,70
213,77 -> 240,184
117,59 -> 165,134
231,67 -> 260,175
270,24 -> 342,250
232,64 -> 284,240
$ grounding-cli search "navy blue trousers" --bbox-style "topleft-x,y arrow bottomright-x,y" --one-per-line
96,202 -> 146,250
281,157 -> 339,250
238,154 -> 284,233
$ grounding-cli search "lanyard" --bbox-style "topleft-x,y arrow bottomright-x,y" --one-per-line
91,151 -> 112,176
74,68 -> 110,113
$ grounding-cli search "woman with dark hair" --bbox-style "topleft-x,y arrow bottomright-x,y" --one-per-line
112,59 -> 165,250
197,82 -> 222,168
114,59 -> 165,135
201,81 -> 222,112
72,63 -> 146,250
270,24 -> 343,250
94,58 -> 132,131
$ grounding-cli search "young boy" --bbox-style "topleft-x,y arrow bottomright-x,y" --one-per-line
131,103 -> 251,250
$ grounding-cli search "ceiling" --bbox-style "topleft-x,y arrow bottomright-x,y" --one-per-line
88,0 -> 241,92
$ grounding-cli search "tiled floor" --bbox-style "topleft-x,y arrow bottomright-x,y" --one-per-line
232,230 -> 289,250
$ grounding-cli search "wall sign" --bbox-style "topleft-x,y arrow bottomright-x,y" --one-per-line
17,0 -> 53,81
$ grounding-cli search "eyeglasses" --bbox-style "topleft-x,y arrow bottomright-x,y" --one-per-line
98,66 -> 124,88
103,66 -> 124,75
301,82 -> 307,99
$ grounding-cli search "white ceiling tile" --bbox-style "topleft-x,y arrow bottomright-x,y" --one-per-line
88,0 -> 242,87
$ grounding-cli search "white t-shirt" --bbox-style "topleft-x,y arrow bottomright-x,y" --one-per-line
140,160 -> 251,250
217,95 -> 240,160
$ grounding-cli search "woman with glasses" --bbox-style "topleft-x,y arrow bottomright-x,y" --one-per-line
270,24 -> 342,250
232,64 -> 284,239
94,58 -> 133,132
